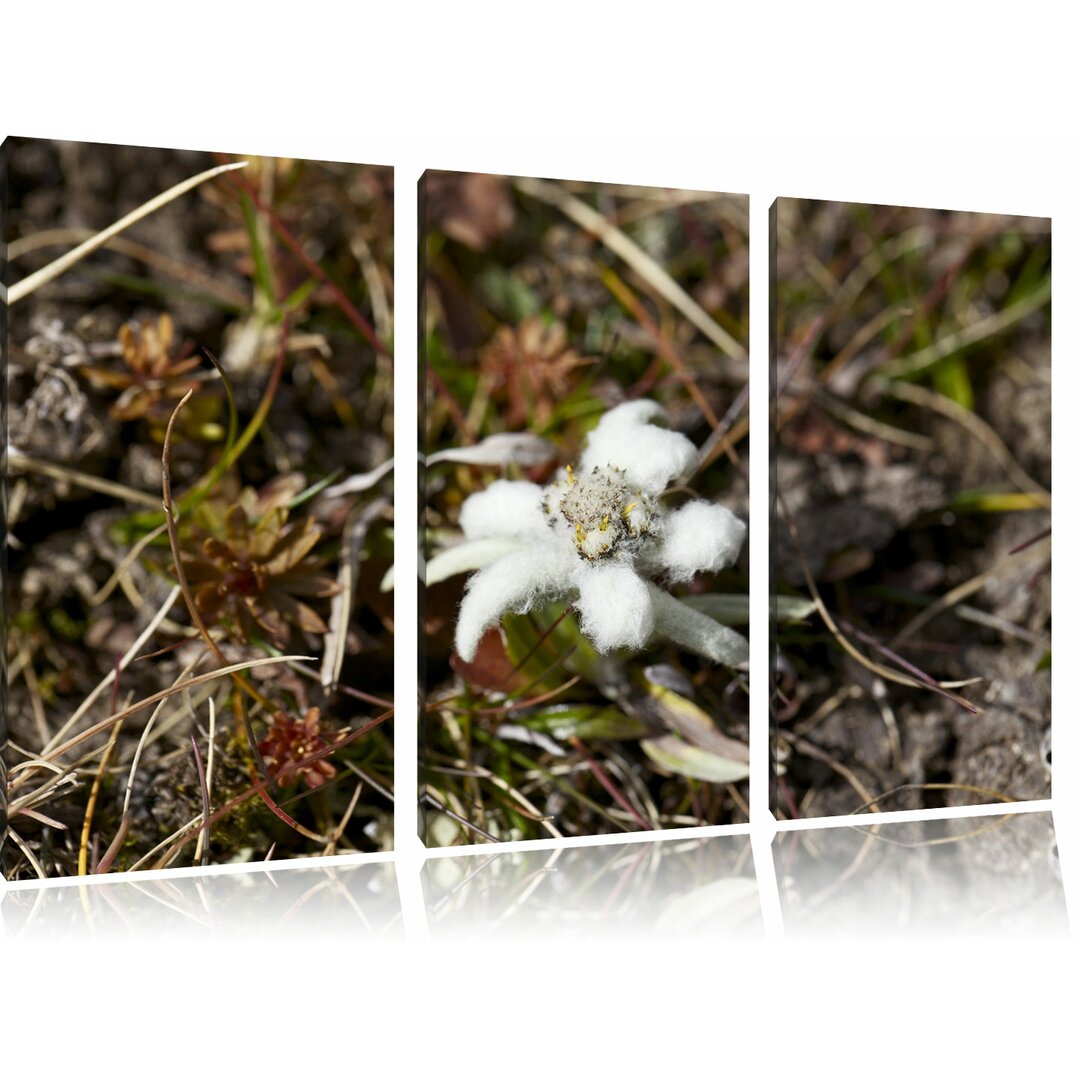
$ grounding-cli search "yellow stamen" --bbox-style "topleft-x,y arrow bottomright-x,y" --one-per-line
622,502 -> 638,517
599,516 -> 609,532
575,523 -> 586,544
566,464 -> 575,486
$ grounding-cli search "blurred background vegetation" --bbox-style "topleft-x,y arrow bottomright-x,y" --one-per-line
4,140 -> 394,877
772,199 -> 1050,819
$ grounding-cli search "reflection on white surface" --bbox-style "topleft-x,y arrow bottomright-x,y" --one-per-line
0,859 -> 402,939
776,811 -> 1067,936
423,833 -> 762,937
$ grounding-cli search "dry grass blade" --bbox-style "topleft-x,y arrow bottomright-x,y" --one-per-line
194,698 -> 217,864
95,814 -> 132,875
8,161 -> 248,304
881,378 -> 1051,504
891,534 -> 1051,646
8,226 -> 250,308
878,276 -> 1051,380
119,652 -> 205,824
569,735 -> 652,831
41,585 -> 181,758
422,790 -> 501,844
815,392 -> 935,452
831,227 -> 936,318
838,617 -> 959,698
7,450 -> 163,508
90,523 -> 168,606
77,711 -> 125,875
453,762 -> 563,839
322,780 -> 365,856
782,732 -> 881,813
248,771 -> 327,844
36,654 -> 314,766
350,232 -> 392,344
128,817 -> 206,873
514,176 -> 746,362
341,759 -> 394,806
776,311 -> 828,398
778,490 -> 979,713
321,496 -> 389,690
7,829 -> 48,880
16,807 -> 66,829
6,762 -> 77,813
190,735 -> 212,867
818,302 -> 914,387
696,381 -> 750,473
850,781 -> 1018,815
600,266 -> 721,430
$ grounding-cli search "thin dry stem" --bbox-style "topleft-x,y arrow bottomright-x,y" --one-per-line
41,585 -> 182,758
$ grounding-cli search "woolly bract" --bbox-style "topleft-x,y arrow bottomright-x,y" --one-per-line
433,401 -> 748,666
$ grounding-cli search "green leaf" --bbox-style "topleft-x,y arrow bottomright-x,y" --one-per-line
640,681 -> 750,771
519,705 -> 650,741
774,594 -> 817,622
681,594 -> 751,624
282,277 -> 320,312
642,735 -> 750,783
681,593 -> 815,625
240,194 -> 277,306
502,602 -> 604,691
475,265 -> 541,322
948,488 -> 1046,513
648,586 -> 749,666
932,354 -> 974,409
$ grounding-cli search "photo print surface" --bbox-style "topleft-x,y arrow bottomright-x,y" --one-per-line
422,170 -> 750,845
771,199 -> 1050,819
2,138 -> 394,879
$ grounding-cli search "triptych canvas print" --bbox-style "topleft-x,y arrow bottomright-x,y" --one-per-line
1,138 -> 1054,925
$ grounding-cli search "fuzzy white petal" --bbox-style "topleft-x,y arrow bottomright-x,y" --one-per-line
654,501 -> 747,582
579,401 -> 696,494
458,480 -> 549,542
427,433 -> 556,468
455,545 -> 572,661
648,584 -> 749,666
572,561 -> 656,652
321,457 -> 395,499
426,537 -> 525,586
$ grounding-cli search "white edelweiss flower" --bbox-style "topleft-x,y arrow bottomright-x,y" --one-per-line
429,401 -> 749,667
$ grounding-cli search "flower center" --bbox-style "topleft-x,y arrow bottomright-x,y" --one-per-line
543,465 -> 654,561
